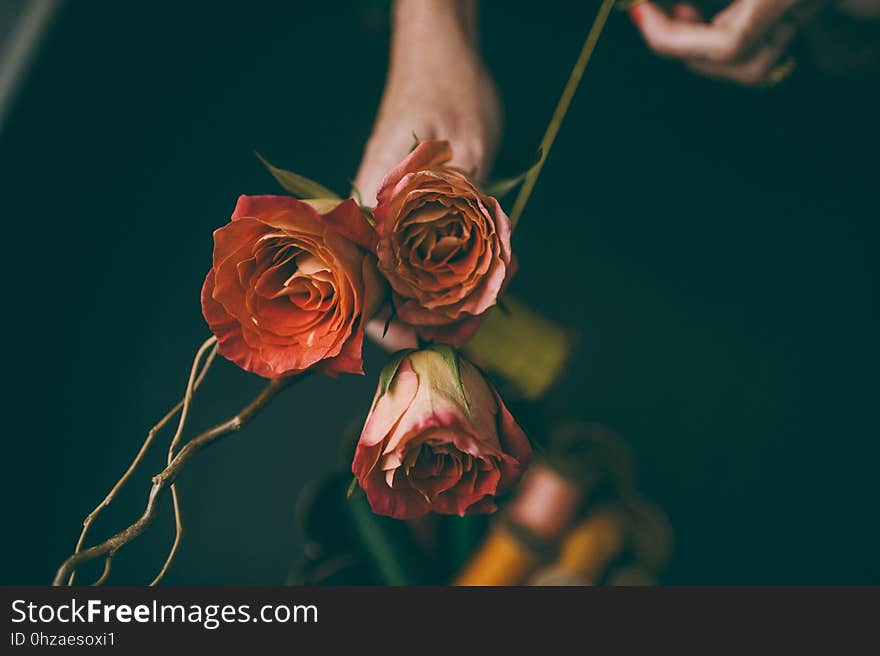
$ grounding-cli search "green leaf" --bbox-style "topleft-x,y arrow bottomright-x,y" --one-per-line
349,181 -> 364,206
301,198 -> 342,213
360,206 -> 377,228
377,349 -> 414,400
345,476 -> 360,499
255,152 -> 340,200
426,345 -> 471,417
382,299 -> 397,338
409,131 -> 420,153
482,148 -> 543,199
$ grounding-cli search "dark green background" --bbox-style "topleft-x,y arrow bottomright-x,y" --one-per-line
1,1 -> 877,585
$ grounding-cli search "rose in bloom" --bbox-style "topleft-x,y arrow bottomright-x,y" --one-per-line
201,195 -> 384,378
373,140 -> 514,346
352,348 -> 532,519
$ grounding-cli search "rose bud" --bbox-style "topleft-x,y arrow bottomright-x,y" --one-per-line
352,347 -> 532,519
201,195 -> 385,378
373,140 -> 514,346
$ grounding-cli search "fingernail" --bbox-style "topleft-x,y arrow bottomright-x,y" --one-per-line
628,5 -> 644,24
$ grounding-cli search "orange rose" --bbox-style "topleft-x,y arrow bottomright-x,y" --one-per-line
352,348 -> 532,519
201,195 -> 384,378
373,140 -> 514,346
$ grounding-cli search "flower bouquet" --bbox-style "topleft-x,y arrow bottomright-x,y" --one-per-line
54,0 -> 670,587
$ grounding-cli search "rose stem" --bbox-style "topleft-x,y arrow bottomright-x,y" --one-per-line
508,0 -> 616,230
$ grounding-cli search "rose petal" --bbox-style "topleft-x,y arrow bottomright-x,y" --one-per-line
319,198 -> 378,251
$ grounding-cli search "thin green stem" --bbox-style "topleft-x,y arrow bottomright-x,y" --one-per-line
509,0 -> 616,230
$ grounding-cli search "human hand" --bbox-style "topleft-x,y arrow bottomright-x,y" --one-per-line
353,0 -> 500,206
354,0 -> 502,350
628,0 -> 832,85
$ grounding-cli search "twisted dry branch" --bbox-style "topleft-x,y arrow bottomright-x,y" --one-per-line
150,336 -> 221,586
66,336 -> 218,585
53,371 -> 304,586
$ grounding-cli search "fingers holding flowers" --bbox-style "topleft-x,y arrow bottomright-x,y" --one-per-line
629,0 -> 827,85
203,132 -> 525,522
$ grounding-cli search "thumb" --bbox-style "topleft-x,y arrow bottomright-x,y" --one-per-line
447,136 -> 489,182
353,129 -> 416,206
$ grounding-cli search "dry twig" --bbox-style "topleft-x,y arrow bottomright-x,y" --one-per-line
54,354 -> 305,586
150,336 -> 219,586
66,336 -> 218,584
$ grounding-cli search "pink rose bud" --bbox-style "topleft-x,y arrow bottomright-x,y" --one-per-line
352,347 -> 532,519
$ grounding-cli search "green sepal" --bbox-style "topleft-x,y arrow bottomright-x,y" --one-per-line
360,206 -> 377,228
349,181 -> 364,206
482,148 -> 543,199
425,344 -> 471,418
377,349 -> 414,401
255,151 -> 340,200
382,298 -> 397,338
409,131 -> 420,153
301,198 -> 342,213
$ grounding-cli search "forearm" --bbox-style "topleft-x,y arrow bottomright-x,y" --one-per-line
390,0 -> 479,75
358,0 -> 499,192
